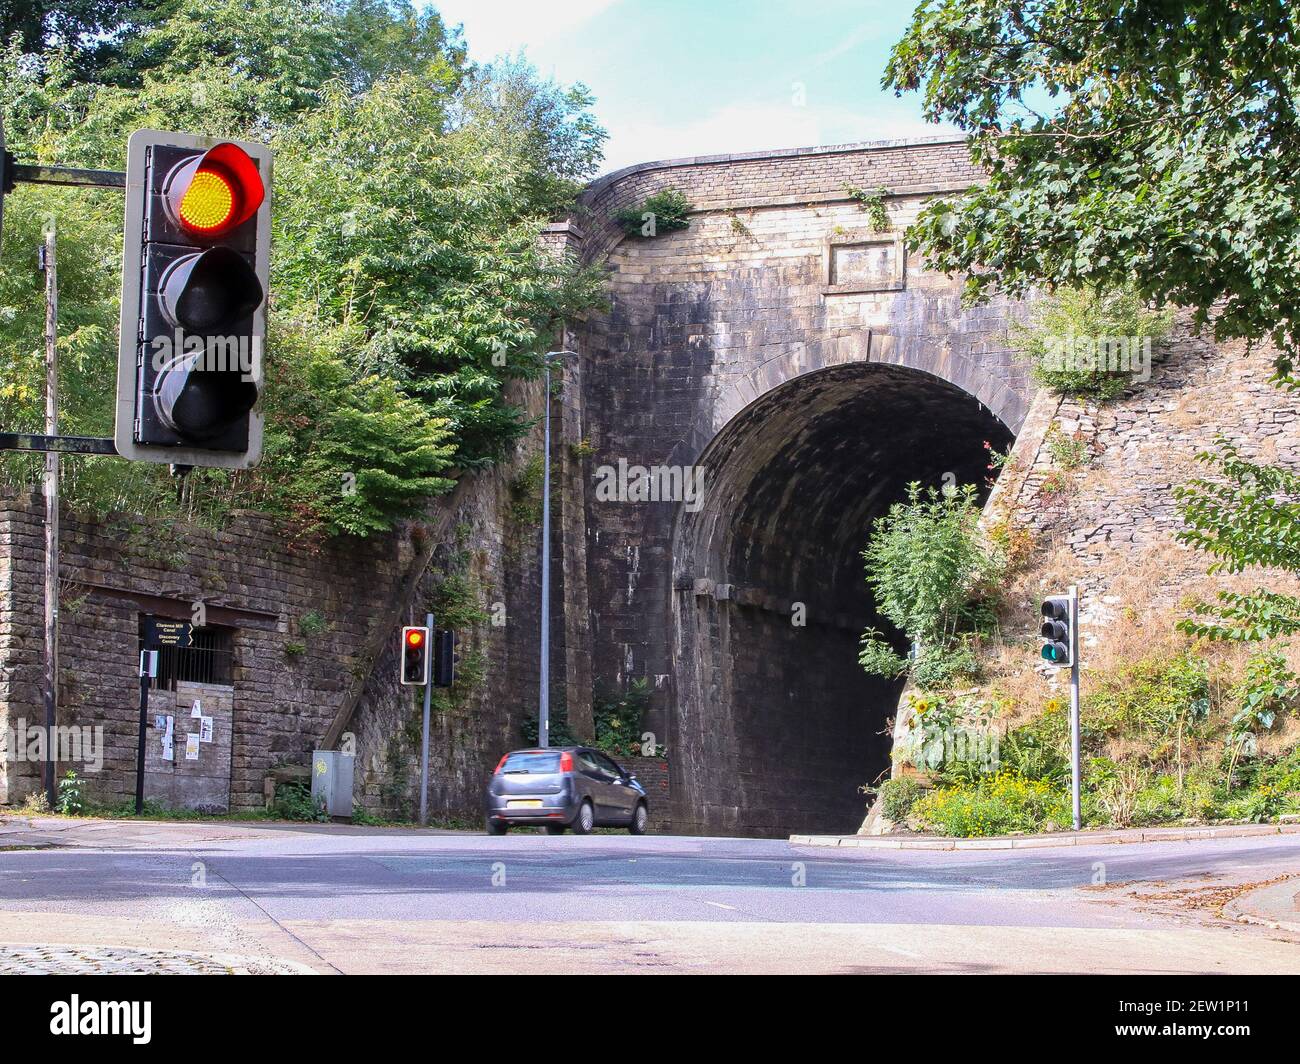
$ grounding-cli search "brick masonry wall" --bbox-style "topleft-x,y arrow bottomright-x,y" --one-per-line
0,492 -> 406,808
0,376 -> 569,816
621,754 -> 670,823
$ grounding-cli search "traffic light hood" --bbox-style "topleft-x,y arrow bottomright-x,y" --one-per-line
152,351 -> 258,440
164,142 -> 265,236
159,246 -> 263,332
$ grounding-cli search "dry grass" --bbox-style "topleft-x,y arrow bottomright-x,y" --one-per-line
978,529 -> 1300,731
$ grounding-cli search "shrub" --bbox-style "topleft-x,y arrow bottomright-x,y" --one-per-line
1011,285 -> 1172,399
1044,424 -> 1089,470
909,640 -> 982,690
21,790 -> 50,814
272,780 -> 328,822
912,771 -> 1072,837
520,679 -> 657,760
593,678 -> 654,759
615,189 -> 692,237
999,723 -> 1069,784
298,610 -> 327,637
859,482 -> 1002,689
508,454 -> 546,526
878,777 -> 925,823
1175,439 -> 1300,643
56,771 -> 85,815
845,185 -> 890,231
893,691 -> 1000,775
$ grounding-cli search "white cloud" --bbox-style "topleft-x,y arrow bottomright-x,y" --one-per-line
599,100 -> 952,174
433,0 -> 622,60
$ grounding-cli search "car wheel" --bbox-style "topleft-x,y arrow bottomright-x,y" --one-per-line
486,818 -> 507,836
544,823 -> 566,835
571,800 -> 595,835
629,802 -> 648,835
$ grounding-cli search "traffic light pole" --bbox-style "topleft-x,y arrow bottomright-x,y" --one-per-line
1069,584 -> 1081,831
134,645 -> 157,814
419,611 -> 433,827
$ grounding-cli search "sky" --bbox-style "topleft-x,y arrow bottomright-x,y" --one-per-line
428,0 -> 959,175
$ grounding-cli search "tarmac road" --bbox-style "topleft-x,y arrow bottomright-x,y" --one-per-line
0,818 -> 1297,973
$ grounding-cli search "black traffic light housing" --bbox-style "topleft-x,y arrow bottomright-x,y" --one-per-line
1040,595 -> 1074,666
115,131 -> 271,469
400,626 -> 431,686
432,629 -> 457,688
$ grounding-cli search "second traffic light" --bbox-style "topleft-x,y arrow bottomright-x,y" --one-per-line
400,626 -> 430,686
115,131 -> 272,469
1040,594 -> 1074,666
432,629 -> 457,688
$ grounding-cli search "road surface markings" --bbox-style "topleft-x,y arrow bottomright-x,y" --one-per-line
702,901 -> 738,911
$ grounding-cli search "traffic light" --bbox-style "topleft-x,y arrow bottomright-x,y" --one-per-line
115,131 -> 272,469
400,626 -> 430,686
432,629 -> 457,688
1040,595 -> 1073,666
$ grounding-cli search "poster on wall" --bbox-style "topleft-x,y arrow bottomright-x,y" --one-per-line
185,734 -> 200,760
199,716 -> 214,743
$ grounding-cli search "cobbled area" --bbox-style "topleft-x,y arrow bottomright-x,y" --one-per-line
0,944 -> 307,975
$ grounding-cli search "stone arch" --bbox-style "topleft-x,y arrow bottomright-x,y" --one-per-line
709,332 -> 1028,442
667,360 -> 1015,837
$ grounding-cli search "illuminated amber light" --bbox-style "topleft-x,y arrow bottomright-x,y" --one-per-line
179,169 -> 236,232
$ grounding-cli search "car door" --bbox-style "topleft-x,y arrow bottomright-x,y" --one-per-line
595,752 -> 638,823
576,750 -> 615,822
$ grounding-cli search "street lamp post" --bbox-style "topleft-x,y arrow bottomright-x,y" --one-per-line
538,350 -> 577,747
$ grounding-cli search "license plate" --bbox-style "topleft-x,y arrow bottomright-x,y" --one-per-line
507,799 -> 543,808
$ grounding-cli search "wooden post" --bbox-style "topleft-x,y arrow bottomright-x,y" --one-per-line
41,223 -> 58,808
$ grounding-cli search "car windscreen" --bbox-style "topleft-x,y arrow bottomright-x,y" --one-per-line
501,751 -> 562,774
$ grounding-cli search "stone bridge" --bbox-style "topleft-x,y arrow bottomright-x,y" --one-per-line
549,138 -> 1036,837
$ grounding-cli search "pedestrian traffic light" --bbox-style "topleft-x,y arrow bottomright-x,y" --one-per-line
1040,595 -> 1073,666
400,626 -> 431,686
432,629 -> 457,688
115,131 -> 271,469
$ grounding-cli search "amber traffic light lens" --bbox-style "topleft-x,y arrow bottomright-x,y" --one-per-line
179,169 -> 237,233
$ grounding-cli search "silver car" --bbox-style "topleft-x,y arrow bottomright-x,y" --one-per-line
485,747 -> 649,835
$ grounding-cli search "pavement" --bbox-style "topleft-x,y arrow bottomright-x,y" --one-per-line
1227,877 -> 1300,934
1,814 -> 1298,974
793,821 -> 1300,850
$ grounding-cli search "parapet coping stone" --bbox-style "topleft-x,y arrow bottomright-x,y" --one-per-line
586,136 -> 969,196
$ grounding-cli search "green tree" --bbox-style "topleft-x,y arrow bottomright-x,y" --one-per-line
886,2 -> 1300,377
0,0 -> 606,540
0,0 -> 149,77
886,2 -> 1300,663
1175,438 -> 1300,642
